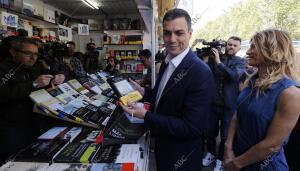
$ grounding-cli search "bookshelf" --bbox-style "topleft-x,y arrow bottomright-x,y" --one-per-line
104,30 -> 143,36
0,6 -> 58,29
103,29 -> 144,74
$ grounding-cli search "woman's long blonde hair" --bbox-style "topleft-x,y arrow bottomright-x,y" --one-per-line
251,29 -> 300,92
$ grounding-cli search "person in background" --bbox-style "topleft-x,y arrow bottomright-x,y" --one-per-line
154,47 -> 167,76
63,41 -> 86,80
104,56 -> 120,75
224,29 -> 300,171
33,38 -> 50,71
66,41 -> 76,57
202,36 -> 245,171
16,28 -> 28,37
0,37 -> 65,164
138,49 -> 152,87
121,8 -> 215,171
74,52 -> 84,64
44,42 -> 66,76
83,42 -> 100,73
0,36 -> 17,62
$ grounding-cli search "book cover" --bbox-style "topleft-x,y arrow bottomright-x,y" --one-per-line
0,162 -> 133,171
88,73 -> 106,85
97,71 -> 109,79
72,107 -> 109,127
136,63 -> 144,73
68,79 -> 91,96
57,82 -> 80,97
53,142 -> 100,163
13,138 -> 69,162
47,87 -> 76,104
29,89 -> 54,104
91,144 -> 121,163
13,127 -> 86,163
106,76 -> 142,105
82,80 -> 102,95
102,105 -> 146,145
40,98 -> 64,115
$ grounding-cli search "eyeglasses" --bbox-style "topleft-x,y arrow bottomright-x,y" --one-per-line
16,49 -> 38,58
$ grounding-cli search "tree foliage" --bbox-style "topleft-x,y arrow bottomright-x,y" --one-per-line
192,0 -> 300,43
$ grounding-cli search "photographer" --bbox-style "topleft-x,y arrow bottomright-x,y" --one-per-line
202,36 -> 245,171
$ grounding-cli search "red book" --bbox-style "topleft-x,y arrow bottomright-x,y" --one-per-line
136,63 -> 144,73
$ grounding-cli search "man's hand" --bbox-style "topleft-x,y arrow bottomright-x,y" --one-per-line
33,75 -> 53,88
202,55 -> 210,63
121,102 -> 147,119
129,78 -> 145,96
51,74 -> 65,85
223,158 -> 240,171
211,48 -> 221,64
223,147 -> 236,165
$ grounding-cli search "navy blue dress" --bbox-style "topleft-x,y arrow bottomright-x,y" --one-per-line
233,77 -> 299,171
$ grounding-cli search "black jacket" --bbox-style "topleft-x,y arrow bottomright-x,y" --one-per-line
0,58 -> 51,159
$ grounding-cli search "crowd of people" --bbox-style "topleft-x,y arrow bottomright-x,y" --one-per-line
0,8 -> 299,171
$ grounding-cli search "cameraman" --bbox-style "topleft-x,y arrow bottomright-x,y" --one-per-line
202,36 -> 245,171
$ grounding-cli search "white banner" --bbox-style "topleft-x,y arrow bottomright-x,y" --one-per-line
1,12 -> 18,28
78,24 -> 89,35
44,9 -> 55,23
58,25 -> 72,41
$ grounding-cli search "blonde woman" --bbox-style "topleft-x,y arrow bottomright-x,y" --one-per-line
223,29 -> 300,171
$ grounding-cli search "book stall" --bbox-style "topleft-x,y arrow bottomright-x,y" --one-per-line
0,71 -> 150,171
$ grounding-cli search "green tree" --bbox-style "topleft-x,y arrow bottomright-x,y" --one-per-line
191,0 -> 300,43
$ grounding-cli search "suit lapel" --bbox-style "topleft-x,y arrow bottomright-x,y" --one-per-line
158,50 -> 195,103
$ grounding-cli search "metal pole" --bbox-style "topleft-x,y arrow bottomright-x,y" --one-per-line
151,0 -> 157,88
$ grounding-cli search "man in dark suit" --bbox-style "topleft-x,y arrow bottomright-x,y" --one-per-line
122,8 -> 215,171
201,36 -> 245,171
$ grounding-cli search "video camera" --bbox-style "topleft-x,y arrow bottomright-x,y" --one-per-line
196,39 -> 226,57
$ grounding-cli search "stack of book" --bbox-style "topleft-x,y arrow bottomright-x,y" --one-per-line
0,126 -> 148,171
30,72 -> 117,129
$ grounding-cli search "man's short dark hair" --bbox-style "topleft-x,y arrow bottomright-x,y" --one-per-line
138,49 -> 152,59
228,36 -> 242,43
86,42 -> 96,50
11,37 -> 38,51
163,8 -> 192,31
86,42 -> 95,47
66,41 -> 76,46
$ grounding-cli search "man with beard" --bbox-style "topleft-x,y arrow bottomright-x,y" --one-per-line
202,36 -> 245,171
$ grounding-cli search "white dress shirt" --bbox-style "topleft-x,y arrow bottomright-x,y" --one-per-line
155,48 -> 190,109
